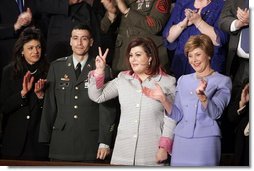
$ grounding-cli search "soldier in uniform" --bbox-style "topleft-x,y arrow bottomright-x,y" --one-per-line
39,24 -> 116,162
100,0 -> 172,76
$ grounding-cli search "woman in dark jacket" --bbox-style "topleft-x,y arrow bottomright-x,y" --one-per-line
0,27 -> 49,160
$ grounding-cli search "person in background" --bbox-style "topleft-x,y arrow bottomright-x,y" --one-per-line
0,27 -> 49,160
218,0 -> 249,158
227,78 -> 249,166
162,0 -> 228,80
143,34 -> 232,166
36,0 -> 101,62
88,37 -> 176,166
39,24 -> 116,162
100,0 -> 172,76
0,0 -> 32,89
0,0 -> 49,142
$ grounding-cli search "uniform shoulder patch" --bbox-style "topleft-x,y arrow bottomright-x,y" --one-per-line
56,57 -> 68,62
156,0 -> 169,14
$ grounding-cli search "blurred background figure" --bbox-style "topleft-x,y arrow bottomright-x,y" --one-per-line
218,0 -> 249,160
0,27 -> 49,160
162,0 -> 228,80
227,78 -> 249,166
100,0 -> 172,76
36,0 -> 101,62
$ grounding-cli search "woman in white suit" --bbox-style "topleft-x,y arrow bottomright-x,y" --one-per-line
88,37 -> 176,166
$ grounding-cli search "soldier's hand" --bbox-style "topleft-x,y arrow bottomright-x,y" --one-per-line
97,147 -> 110,160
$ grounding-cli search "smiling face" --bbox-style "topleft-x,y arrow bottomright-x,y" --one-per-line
70,29 -> 93,57
187,47 -> 211,74
22,39 -> 41,64
129,46 -> 151,75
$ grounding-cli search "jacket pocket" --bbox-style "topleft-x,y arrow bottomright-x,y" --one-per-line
53,117 -> 66,131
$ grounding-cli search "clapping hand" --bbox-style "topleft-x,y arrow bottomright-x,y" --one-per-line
14,8 -> 32,31
196,78 -> 207,96
185,8 -> 202,26
237,7 -> 249,26
21,71 -> 34,97
239,83 -> 249,108
34,79 -> 47,99
142,83 -> 166,103
95,47 -> 109,75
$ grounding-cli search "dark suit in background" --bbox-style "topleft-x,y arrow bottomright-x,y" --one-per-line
218,0 -> 249,155
36,0 -> 101,62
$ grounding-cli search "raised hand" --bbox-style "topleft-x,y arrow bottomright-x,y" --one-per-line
101,0 -> 117,14
237,7 -> 249,26
14,8 -> 32,31
142,83 -> 166,102
239,83 -> 249,108
95,47 -> 109,75
34,79 -> 47,99
196,78 -> 207,96
21,71 -> 34,97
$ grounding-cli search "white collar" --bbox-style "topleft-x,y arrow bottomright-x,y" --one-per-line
72,54 -> 89,71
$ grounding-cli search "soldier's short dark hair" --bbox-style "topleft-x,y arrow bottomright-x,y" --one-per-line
72,24 -> 93,38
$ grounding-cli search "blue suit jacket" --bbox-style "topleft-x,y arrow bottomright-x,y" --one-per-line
169,72 -> 232,138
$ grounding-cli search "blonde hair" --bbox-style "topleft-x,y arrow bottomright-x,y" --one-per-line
184,34 -> 214,58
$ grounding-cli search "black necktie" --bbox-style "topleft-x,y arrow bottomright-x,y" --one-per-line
17,0 -> 24,13
75,63 -> 81,79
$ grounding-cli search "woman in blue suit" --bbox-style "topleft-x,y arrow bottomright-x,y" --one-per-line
162,0 -> 228,80
143,34 -> 232,166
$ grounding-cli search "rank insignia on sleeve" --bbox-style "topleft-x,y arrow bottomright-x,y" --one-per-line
156,0 -> 169,13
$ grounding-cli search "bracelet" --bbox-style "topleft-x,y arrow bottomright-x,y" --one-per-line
196,20 -> 203,29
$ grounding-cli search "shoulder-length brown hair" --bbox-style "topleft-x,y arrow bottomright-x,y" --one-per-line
184,34 -> 214,58
126,37 -> 161,76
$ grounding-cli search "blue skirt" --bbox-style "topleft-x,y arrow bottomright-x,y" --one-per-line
170,136 -> 221,166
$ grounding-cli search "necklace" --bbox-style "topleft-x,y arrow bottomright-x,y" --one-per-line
196,69 -> 215,79
30,69 -> 38,75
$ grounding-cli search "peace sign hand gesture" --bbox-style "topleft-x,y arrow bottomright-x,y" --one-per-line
95,47 -> 109,75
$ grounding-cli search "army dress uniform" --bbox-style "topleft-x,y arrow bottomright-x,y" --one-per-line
101,0 -> 171,75
39,55 -> 116,161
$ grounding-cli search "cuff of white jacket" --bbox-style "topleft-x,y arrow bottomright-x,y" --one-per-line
159,136 -> 173,154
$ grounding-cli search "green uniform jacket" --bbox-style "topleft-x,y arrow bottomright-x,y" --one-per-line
101,0 -> 171,74
39,55 -> 116,161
